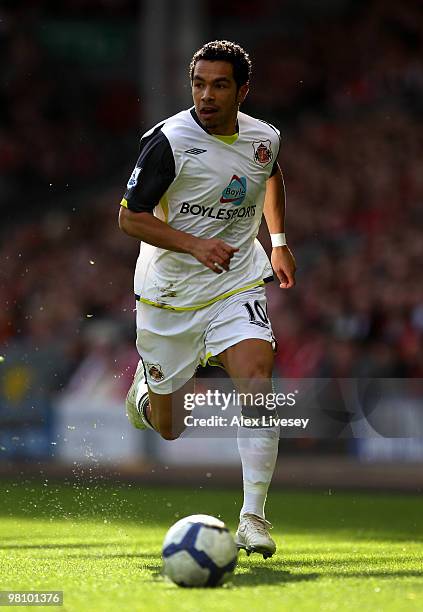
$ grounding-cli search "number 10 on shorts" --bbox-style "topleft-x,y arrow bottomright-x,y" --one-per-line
243,300 -> 269,328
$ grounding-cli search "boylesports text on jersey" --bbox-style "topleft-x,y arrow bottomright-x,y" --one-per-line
179,202 -> 257,220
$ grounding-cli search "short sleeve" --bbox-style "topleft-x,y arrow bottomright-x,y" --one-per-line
121,128 -> 175,213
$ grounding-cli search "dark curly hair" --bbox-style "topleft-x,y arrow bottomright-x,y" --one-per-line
189,40 -> 252,89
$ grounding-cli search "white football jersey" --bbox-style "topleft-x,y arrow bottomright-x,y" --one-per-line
121,108 -> 280,310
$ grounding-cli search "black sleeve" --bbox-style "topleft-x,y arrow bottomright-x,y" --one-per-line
270,160 -> 279,177
123,127 -> 175,213
271,126 -> 282,176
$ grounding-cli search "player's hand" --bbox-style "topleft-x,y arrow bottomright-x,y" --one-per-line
191,238 -> 239,274
271,246 -> 296,288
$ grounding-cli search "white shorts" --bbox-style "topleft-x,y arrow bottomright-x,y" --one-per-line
135,286 -> 275,394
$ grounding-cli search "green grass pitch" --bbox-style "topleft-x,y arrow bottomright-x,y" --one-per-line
0,480 -> 422,611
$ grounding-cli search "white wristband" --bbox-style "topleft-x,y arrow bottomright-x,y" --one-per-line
271,233 -> 287,248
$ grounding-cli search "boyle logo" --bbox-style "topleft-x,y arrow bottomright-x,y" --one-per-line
220,175 -> 247,206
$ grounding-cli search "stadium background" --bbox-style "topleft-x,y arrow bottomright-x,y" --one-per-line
1,0 -> 423,487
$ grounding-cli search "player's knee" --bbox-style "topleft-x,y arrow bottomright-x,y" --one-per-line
251,362 -> 272,379
240,362 -> 273,391
245,359 -> 273,380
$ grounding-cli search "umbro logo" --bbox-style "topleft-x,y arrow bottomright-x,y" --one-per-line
185,148 -> 207,155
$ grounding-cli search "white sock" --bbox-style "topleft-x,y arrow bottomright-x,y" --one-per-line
237,424 -> 280,520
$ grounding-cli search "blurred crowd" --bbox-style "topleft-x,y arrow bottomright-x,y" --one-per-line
1,0 -> 422,403
0,0 -> 139,212
270,110 -> 423,378
250,0 -> 423,120
0,191 -> 138,395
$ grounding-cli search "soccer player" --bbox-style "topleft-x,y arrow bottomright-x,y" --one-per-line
119,40 -> 296,558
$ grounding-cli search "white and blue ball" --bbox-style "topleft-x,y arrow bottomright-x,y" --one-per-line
162,514 -> 238,587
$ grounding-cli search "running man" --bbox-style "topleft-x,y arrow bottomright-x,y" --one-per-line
119,40 -> 296,558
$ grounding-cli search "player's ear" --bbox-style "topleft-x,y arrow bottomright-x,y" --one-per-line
237,82 -> 249,105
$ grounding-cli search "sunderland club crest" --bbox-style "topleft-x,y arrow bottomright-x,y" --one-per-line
252,140 -> 273,167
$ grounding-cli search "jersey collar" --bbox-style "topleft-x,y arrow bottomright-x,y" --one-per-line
190,108 -> 239,136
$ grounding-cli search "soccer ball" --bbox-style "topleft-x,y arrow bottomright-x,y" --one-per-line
162,514 -> 238,587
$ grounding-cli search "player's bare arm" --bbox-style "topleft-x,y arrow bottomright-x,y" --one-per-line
263,166 -> 296,289
119,207 -> 238,274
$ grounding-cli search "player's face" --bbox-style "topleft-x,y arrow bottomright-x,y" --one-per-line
192,60 -> 248,135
